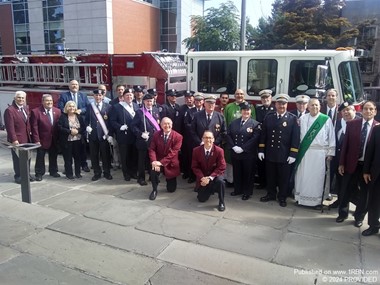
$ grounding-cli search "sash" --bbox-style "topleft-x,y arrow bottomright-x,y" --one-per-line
120,102 -> 135,118
142,107 -> 160,131
295,113 -> 329,170
90,102 -> 109,138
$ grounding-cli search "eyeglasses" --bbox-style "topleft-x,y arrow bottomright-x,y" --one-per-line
235,93 -> 244,95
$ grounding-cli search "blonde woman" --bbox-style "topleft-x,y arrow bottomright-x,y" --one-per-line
58,101 -> 85,179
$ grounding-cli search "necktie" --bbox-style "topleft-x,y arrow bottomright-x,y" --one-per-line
206,150 -> 210,159
47,109 -> 53,125
298,112 -> 302,118
73,93 -> 78,105
241,120 -> 245,127
277,115 -> 281,120
20,107 -> 27,122
96,103 -> 100,110
359,121 -> 368,157
164,134 -> 168,144
328,109 -> 332,119
207,114 -> 211,124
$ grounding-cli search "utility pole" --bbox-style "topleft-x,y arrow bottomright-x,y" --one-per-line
240,0 -> 246,50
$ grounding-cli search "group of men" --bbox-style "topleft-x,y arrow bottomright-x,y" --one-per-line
3,83 -> 380,234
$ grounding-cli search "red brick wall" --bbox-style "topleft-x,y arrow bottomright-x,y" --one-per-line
0,4 -> 16,54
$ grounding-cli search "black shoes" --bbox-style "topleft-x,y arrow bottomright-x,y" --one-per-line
50,173 -> 61,178
92,175 -> 101,181
362,227 -> 379,236
225,182 -> 234,188
218,203 -> 225,212
260,195 -> 276,202
187,177 -> 196,183
138,179 -> 147,186
75,174 -> 82,178
104,174 -> 113,180
124,175 -> 131,181
149,190 -> 157,200
242,194 -> 250,201
182,174 -> 189,179
336,215 -> 348,223
230,192 -> 241,196
354,220 -> 363,228
82,166 -> 90,172
35,175 -> 42,181
279,200 -> 287,207
66,175 -> 75,180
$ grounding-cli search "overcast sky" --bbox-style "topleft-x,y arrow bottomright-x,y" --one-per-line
204,0 -> 275,27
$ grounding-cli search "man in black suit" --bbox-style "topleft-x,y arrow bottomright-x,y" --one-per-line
289,95 -> 309,118
190,94 -> 226,147
58,80 -> 91,172
85,90 -> 113,181
362,124 -> 380,236
130,93 -> 161,185
109,88 -> 139,181
160,89 -> 180,127
133,85 -> 144,108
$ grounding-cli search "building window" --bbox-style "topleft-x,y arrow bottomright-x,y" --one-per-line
13,0 -> 30,54
42,0 -> 64,54
160,0 -> 177,52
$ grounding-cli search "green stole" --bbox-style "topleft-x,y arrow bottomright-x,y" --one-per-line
294,113 -> 329,170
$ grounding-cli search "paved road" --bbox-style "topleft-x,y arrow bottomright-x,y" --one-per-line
0,131 -> 379,285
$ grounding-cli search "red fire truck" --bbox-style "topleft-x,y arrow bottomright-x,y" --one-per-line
0,52 -> 187,116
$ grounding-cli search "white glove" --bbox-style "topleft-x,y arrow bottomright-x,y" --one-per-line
258,152 -> 265,161
120,124 -> 128,131
141,132 -> 149,141
232,146 -> 243,154
86,126 -> 93,134
107,136 -> 113,145
287,157 -> 296,164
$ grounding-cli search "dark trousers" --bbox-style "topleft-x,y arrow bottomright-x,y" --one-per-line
265,160 -> 291,201
367,177 -> 380,228
197,176 -> 225,204
232,157 -> 255,196
339,163 -> 368,221
181,139 -> 194,178
150,168 -> 177,193
256,158 -> 267,186
80,141 -> 88,168
62,140 -> 81,177
137,149 -> 148,180
119,143 -> 137,178
34,145 -> 59,176
89,139 -> 111,176
11,149 -> 31,179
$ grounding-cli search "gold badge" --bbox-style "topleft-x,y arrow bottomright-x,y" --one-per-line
283,122 -> 287,127
215,124 -> 220,132
104,115 -> 108,120
247,127 -> 253,133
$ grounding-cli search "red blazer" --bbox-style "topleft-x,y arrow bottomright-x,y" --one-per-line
30,106 -> 61,149
4,101 -> 31,144
191,144 -> 226,187
340,118 -> 379,174
149,130 -> 183,179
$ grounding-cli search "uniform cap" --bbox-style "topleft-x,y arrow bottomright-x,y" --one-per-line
143,93 -> 154,100
194,92 -> 204,101
165,89 -> 177,97
273,93 -> 290,103
182,90 -> 195,97
123,88 -> 134,94
147,88 -> 157,95
338,101 -> 353,112
133,85 -> 143,92
295,95 -> 310,103
259,89 -> 273,97
204,94 -> 217,103
239,101 -> 251,110
93,89 -> 105,95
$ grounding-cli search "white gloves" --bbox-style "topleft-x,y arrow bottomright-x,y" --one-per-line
120,124 -> 128,131
141,132 -> 149,141
232,146 -> 243,154
258,152 -> 265,161
86,126 -> 93,134
107,136 -> 113,145
287,157 -> 296,164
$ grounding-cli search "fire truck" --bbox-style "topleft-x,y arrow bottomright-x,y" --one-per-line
0,52 -> 187,118
186,48 -> 367,108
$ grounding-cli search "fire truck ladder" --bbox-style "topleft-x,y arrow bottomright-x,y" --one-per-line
0,63 -> 106,88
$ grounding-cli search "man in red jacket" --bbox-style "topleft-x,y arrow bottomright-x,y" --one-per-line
148,117 -> 183,200
30,94 -> 61,181
192,130 -> 227,211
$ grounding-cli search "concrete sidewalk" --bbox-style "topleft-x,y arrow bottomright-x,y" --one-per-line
0,131 -> 379,285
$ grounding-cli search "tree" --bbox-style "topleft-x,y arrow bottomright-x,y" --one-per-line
183,1 -> 254,51
252,0 -> 359,49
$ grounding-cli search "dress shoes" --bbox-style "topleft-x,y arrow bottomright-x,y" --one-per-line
92,175 -> 101,181
66,175 -> 75,180
35,175 -> 42,182
138,179 -> 147,186
242,194 -> 250,201
50,173 -> 61,178
336,215 -> 348,223
354,220 -> 363,228
187,177 -> 196,183
124,175 -> 131,181
75,174 -> 82,178
230,192 -> 241,196
130,174 -> 138,180
256,184 -> 266,190
362,227 -> 379,236
82,166 -> 90,172
182,174 -> 189,179
218,203 -> 225,212
149,190 -> 157,200
104,173 -> 113,180
225,181 -> 234,188
279,200 -> 287,207
260,195 -> 276,202
14,177 -> 21,184
29,176 -> 35,182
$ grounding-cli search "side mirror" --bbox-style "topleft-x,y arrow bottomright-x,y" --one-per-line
315,65 -> 328,89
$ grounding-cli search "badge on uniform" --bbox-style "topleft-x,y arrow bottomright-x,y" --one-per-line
247,127 -> 253,133
283,121 -> 287,127
104,114 -> 108,120
159,107 -> 163,112
176,111 -> 179,116
215,124 -> 220,132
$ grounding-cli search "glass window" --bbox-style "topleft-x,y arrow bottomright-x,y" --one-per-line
338,61 -> 364,103
14,10 -> 27,24
247,59 -> 277,97
197,60 -> 238,94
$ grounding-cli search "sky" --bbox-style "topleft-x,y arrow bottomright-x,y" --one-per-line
204,0 -> 275,27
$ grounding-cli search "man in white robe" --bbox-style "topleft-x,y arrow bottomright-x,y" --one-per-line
295,98 -> 335,208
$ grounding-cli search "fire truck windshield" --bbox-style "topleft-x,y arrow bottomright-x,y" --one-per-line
338,61 -> 364,103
